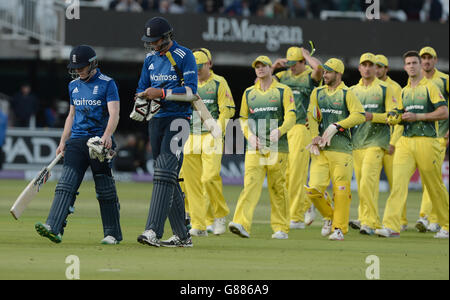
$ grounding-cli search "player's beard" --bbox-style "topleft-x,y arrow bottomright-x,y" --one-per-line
422,63 -> 434,73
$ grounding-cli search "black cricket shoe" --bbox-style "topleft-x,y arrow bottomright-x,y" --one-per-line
160,235 -> 193,248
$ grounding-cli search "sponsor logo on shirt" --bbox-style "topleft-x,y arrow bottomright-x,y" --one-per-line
321,108 -> 343,115
405,105 -> 425,110
73,99 -> 102,106
364,104 -> 379,109
150,73 -> 178,82
251,107 -> 278,113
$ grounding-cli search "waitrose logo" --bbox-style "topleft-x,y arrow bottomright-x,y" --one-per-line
202,17 -> 303,52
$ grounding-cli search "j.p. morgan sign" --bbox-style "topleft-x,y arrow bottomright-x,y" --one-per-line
202,17 -> 303,52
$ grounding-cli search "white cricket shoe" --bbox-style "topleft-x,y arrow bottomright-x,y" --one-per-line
359,225 -> 375,236
101,235 -> 119,245
375,227 -> 400,238
290,221 -> 306,229
228,222 -> 250,238
328,229 -> 344,241
137,229 -> 160,247
321,219 -> 332,236
213,217 -> 227,235
206,224 -> 214,234
304,204 -> 316,226
427,223 -> 441,233
272,231 -> 288,239
433,228 -> 449,239
415,217 -> 429,233
189,228 -> 208,237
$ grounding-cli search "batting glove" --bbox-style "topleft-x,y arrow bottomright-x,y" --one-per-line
87,137 -> 116,163
130,96 -> 150,122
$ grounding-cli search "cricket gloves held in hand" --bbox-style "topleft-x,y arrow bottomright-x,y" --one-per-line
130,96 -> 161,122
319,123 -> 342,148
87,137 -> 116,163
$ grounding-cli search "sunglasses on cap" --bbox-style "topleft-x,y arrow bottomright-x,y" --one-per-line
286,60 -> 305,67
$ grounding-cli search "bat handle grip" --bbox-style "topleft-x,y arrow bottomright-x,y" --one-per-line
48,153 -> 63,170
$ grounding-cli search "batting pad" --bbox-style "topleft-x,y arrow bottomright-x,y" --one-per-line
145,154 -> 179,239
94,174 -> 122,241
46,166 -> 79,235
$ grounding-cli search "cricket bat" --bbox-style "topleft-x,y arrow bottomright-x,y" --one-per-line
164,88 -> 222,139
192,98 -> 222,139
10,153 -> 63,220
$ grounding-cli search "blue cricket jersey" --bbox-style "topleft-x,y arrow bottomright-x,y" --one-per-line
136,41 -> 198,118
69,69 -> 120,138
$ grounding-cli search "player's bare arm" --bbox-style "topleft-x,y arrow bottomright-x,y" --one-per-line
138,87 -> 164,100
57,105 -> 75,156
101,101 -> 120,149
402,105 -> 448,122
271,58 -> 288,72
302,48 -> 323,82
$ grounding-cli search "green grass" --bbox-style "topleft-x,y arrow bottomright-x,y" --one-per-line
0,179 -> 448,280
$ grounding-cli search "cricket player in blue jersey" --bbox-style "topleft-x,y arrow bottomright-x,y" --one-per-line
130,17 -> 198,248
35,45 -> 122,245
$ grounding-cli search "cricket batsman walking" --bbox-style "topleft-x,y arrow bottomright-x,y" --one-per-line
131,17 -> 198,247
305,58 -> 365,241
35,45 -> 122,244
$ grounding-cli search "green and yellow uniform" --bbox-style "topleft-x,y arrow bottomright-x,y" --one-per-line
181,71 -> 235,231
351,78 -> 397,229
232,79 -> 296,234
381,77 -> 449,233
275,66 -> 320,223
381,76 -> 402,189
306,81 -> 365,234
378,76 -> 409,226
419,69 -> 449,224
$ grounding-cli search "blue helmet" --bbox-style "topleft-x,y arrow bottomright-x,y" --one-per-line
142,17 -> 173,43
67,45 -> 98,79
142,17 -> 173,52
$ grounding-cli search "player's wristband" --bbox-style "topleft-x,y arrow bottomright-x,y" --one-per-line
333,123 -> 345,132
161,88 -> 166,99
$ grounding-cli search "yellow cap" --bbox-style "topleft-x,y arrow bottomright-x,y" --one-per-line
200,48 -> 212,61
419,46 -> 437,58
286,46 -> 304,61
359,52 -> 376,64
375,54 -> 389,67
252,55 -> 272,68
323,58 -> 345,74
194,51 -> 209,65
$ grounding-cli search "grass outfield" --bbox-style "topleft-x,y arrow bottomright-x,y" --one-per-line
0,179 -> 448,280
